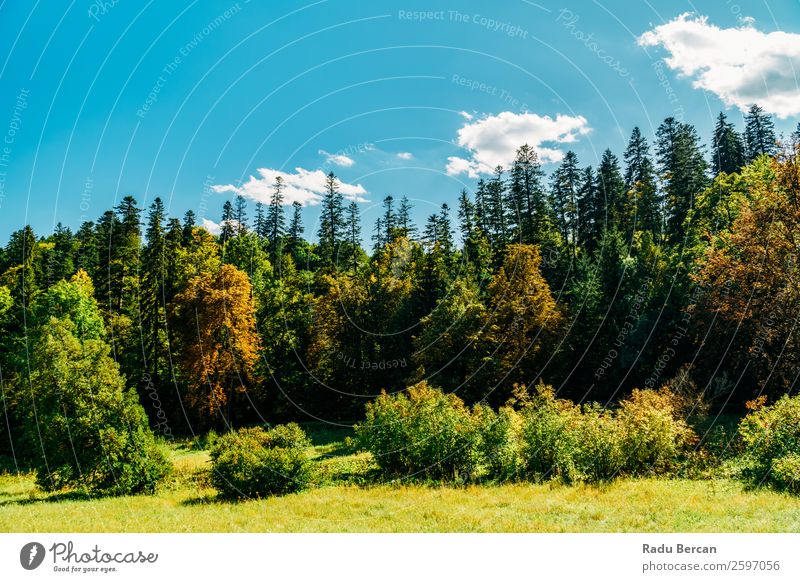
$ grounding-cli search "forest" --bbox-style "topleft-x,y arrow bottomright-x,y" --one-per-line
1,104 -> 799,478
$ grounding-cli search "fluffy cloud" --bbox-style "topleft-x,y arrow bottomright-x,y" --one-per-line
318,149 -> 355,167
213,167 -> 368,206
396,152 -> 413,160
446,111 -> 590,177
201,218 -> 222,235
638,13 -> 800,118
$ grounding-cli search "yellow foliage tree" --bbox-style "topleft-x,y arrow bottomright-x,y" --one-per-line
175,264 -> 260,425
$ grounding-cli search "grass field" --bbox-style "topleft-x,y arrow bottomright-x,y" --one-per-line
1,423 -> 799,533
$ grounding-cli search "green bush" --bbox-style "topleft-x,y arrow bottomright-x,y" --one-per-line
518,385 -> 693,483
617,388 -> 694,475
519,386 -> 582,482
770,454 -> 800,494
355,382 -> 480,480
576,403 -> 624,482
739,395 -> 800,491
210,424 -> 313,498
474,405 -> 522,480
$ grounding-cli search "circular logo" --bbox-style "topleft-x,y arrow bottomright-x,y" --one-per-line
20,542 -> 46,570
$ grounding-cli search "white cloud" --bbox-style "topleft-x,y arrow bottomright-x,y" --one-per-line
638,13 -> 800,118
318,149 -> 355,167
201,218 -> 221,235
396,152 -> 413,160
212,167 -> 368,206
459,111 -> 474,121
446,111 -> 591,177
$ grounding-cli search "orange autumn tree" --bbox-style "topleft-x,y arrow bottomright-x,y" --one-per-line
175,263 -> 260,426
693,145 -> 800,397
482,244 -> 562,402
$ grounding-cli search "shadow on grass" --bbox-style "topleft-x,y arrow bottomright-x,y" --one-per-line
0,489 -> 93,507
301,422 -> 355,447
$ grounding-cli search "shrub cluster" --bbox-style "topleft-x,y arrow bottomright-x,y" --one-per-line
210,423 -> 313,498
739,395 -> 800,493
355,382 -> 481,479
356,382 -> 696,483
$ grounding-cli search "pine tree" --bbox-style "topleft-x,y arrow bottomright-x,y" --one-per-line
596,149 -> 625,231
110,195 -> 141,316
508,145 -> 546,244
317,172 -> 344,264
550,151 -> 580,246
712,112 -> 745,175
576,166 -> 600,250
266,176 -> 286,259
254,202 -> 267,239
474,179 -> 489,235
656,118 -> 708,242
744,104 -> 776,161
234,195 -> 248,234
457,189 -> 475,243
345,200 -> 362,273
372,217 -> 385,251
141,198 -> 167,387
287,201 -> 304,259
382,195 -> 397,244
220,200 -> 235,243
396,196 -> 416,240
182,210 -> 196,245
486,166 -> 508,246
623,127 -> 661,237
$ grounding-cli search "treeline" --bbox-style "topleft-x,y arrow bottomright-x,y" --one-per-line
1,106 -> 800,445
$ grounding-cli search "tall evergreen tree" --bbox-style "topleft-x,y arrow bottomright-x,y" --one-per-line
508,145 -> 547,244
712,112 -> 745,175
317,172 -> 345,265
287,201 -> 304,259
254,202 -> 267,240
344,201 -> 362,273
655,118 -> 708,243
266,176 -> 286,259
396,196 -> 416,240
744,104 -> 777,161
382,195 -> 397,244
623,128 -> 661,237
141,198 -> 167,388
576,166 -> 600,250
234,195 -> 248,234
485,166 -> 508,246
550,151 -> 580,246
596,149 -> 625,232
182,210 -> 196,245
220,200 -> 235,243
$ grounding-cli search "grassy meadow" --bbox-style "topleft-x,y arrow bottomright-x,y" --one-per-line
1,424 -> 799,533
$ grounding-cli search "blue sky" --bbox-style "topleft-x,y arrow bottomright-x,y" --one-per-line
0,0 -> 799,241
